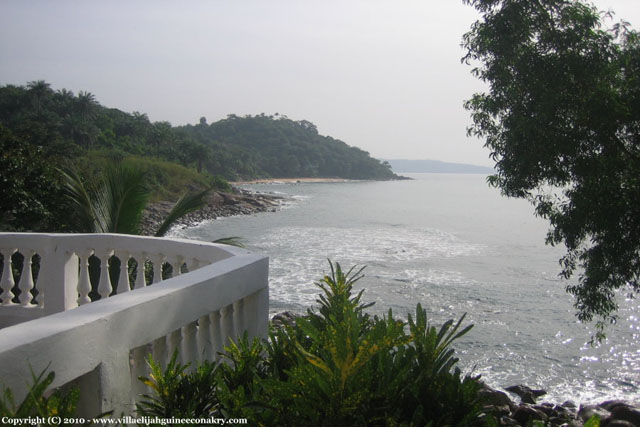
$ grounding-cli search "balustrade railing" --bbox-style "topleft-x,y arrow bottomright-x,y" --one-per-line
0,233 -> 269,416
0,233 -> 236,328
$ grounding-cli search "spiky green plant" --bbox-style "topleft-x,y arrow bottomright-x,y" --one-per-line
0,367 -> 79,418
136,352 -> 219,418
215,261 -> 482,426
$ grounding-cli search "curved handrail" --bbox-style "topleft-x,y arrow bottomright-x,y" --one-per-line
0,233 -> 269,415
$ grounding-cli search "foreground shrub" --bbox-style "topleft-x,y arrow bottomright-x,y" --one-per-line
136,352 -> 220,418
0,367 -> 79,418
212,261 -> 483,426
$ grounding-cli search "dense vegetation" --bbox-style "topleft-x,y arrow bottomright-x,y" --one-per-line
177,114 -> 398,180
463,0 -> 640,335
0,81 -> 396,232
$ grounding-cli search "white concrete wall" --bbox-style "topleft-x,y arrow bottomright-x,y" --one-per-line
0,233 -> 269,416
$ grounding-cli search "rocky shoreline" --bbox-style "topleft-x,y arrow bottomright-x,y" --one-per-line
140,187 -> 286,236
480,382 -> 640,426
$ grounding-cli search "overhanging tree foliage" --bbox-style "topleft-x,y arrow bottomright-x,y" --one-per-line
462,0 -> 640,329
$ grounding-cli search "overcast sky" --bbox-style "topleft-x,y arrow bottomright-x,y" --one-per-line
1,1 -> 638,166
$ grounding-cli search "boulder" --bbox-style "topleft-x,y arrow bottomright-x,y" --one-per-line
512,405 -> 548,425
271,311 -> 298,328
478,384 -> 515,409
600,400 -> 635,412
505,384 -> 546,404
604,421 -> 636,427
608,405 -> 640,427
578,404 -> 611,423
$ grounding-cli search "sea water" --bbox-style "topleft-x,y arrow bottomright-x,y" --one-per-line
173,173 -> 639,404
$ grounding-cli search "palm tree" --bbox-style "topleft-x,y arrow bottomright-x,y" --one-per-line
26,80 -> 52,116
54,88 -> 75,115
150,121 -> 172,157
60,159 -> 242,243
190,142 -> 212,173
76,91 -> 98,120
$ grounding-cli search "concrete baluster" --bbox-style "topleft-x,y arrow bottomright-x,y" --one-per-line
130,345 -> 149,402
95,351 -> 133,416
221,304 -> 235,348
210,310 -> 223,361
152,336 -> 168,369
197,314 -> 212,362
133,255 -> 147,289
170,255 -> 184,277
189,258 -> 202,272
167,329 -> 182,362
181,321 -> 198,370
18,250 -> 35,305
97,250 -> 114,299
233,298 -> 246,339
35,253 -> 45,308
0,248 -> 16,305
151,254 -> 165,284
77,250 -> 93,305
244,287 -> 270,340
116,251 -> 131,294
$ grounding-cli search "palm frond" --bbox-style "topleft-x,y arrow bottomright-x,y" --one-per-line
213,236 -> 246,248
103,161 -> 149,234
154,188 -> 211,237
59,167 -> 98,232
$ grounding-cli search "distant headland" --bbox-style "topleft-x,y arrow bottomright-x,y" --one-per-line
383,159 -> 494,174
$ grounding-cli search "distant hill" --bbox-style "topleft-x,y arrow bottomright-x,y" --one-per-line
178,114 -> 400,180
0,81 -> 399,181
384,159 -> 494,174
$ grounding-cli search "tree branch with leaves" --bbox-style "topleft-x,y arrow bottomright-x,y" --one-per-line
463,0 -> 640,337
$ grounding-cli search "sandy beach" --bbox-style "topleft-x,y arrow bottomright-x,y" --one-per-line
232,177 -> 358,185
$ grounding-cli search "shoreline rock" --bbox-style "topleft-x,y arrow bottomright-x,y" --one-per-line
481,383 -> 640,426
140,187 -> 286,236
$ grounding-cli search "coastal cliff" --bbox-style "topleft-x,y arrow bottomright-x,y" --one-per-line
140,188 -> 284,236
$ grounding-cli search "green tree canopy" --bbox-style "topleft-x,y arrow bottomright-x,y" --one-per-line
463,0 -> 640,330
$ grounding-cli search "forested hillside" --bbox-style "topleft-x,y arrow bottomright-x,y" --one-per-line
177,114 -> 397,180
0,81 -> 397,181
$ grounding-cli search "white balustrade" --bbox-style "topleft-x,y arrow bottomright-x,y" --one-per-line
0,233 -> 240,328
0,248 -> 17,305
0,232 -> 269,416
